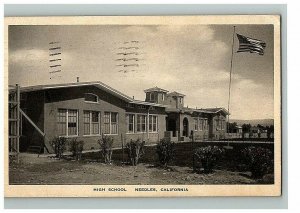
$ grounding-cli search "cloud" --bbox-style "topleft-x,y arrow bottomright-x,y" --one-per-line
8,25 -> 273,120
10,49 -> 48,63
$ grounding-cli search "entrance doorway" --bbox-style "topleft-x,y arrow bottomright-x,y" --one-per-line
167,118 -> 177,137
183,117 -> 189,137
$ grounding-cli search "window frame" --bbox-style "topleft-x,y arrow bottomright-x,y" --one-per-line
194,117 -> 198,131
110,112 -> 118,135
205,119 -> 208,131
84,93 -> 99,103
57,108 -> 79,137
137,114 -> 147,133
126,113 -> 135,134
149,93 -> 154,101
103,111 -> 119,135
83,110 -> 101,136
216,118 -> 221,131
199,118 -> 203,131
179,97 -> 183,104
149,115 -> 158,133
221,119 -> 225,130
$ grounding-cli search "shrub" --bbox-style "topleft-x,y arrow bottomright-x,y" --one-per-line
69,138 -> 84,161
98,135 -> 114,164
193,146 -> 224,173
242,146 -> 273,178
50,136 -> 67,159
156,139 -> 175,167
126,139 -> 145,166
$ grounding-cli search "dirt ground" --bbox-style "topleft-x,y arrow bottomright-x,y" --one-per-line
9,154 -> 261,185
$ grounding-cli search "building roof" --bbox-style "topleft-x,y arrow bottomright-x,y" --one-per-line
168,91 -> 185,97
144,86 -> 169,93
202,107 -> 230,115
166,107 -> 229,115
129,100 -> 168,107
19,81 -> 167,108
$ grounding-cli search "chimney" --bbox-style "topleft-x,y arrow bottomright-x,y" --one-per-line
76,77 -> 79,83
133,96 -> 135,99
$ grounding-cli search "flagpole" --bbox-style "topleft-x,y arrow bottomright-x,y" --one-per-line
226,26 -> 236,146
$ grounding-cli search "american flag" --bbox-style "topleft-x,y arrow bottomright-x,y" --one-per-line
236,34 -> 266,55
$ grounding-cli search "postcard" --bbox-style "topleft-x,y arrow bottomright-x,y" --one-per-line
4,15 -> 281,197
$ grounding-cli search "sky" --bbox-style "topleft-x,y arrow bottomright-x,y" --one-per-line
8,24 -> 274,120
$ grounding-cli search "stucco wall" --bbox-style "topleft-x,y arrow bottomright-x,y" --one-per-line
43,86 -> 166,153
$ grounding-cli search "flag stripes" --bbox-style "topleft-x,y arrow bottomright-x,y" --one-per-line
236,33 -> 266,55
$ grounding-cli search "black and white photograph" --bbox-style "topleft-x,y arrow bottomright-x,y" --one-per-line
4,16 -> 281,197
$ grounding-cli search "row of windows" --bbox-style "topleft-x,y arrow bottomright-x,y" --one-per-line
125,103 -> 150,110
126,114 -> 158,133
57,109 -> 118,137
56,109 -> 158,137
193,117 -> 209,131
148,92 -> 165,101
215,119 -> 226,130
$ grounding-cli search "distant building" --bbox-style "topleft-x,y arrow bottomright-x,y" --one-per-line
250,126 -> 268,138
16,81 -> 228,153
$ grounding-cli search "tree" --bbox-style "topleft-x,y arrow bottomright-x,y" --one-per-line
242,124 -> 252,138
98,135 -> 114,164
227,122 -> 238,133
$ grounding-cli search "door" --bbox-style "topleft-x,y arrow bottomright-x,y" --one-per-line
168,118 -> 179,137
183,117 -> 189,137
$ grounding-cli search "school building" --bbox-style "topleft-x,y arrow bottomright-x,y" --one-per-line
17,81 -> 228,153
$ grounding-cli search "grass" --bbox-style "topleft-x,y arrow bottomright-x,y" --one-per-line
9,142 -> 274,185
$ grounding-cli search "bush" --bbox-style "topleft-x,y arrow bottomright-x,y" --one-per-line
242,146 -> 273,178
126,139 -> 145,166
98,135 -> 114,164
69,138 -> 84,161
193,146 -> 224,173
156,139 -> 175,167
50,137 -> 67,159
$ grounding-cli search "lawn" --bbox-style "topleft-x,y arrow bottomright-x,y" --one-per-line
9,141 -> 274,185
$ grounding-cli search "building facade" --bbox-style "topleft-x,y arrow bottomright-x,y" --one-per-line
17,81 -> 228,153
144,87 -> 228,142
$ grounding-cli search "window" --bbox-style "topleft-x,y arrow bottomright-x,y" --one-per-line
84,93 -> 98,103
204,119 -> 208,130
179,97 -> 183,104
137,114 -> 147,132
57,109 -> 78,136
104,112 -> 119,135
216,118 -> 221,130
126,114 -> 135,133
149,115 -> 158,132
194,118 -> 198,131
200,118 -> 208,131
104,112 -> 110,134
111,112 -> 118,134
221,119 -> 225,130
57,109 -> 67,136
150,93 -> 154,101
137,105 -> 146,109
162,93 -> 165,101
126,103 -> 135,108
149,115 -> 152,132
84,111 -> 100,135
199,118 -> 203,131
68,110 -> 78,136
